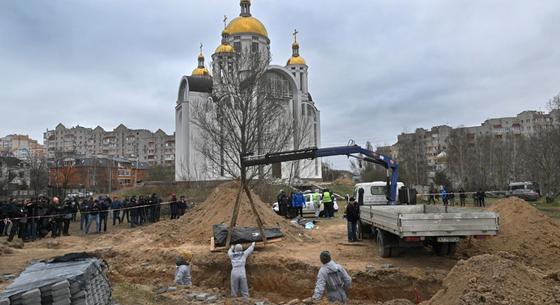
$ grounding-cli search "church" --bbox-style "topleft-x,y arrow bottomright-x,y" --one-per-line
175,0 -> 321,181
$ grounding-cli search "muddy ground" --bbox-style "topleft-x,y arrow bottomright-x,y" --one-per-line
1,185 -> 560,305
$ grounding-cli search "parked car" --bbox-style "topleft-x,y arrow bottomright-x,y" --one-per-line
508,181 -> 540,201
272,192 -> 338,217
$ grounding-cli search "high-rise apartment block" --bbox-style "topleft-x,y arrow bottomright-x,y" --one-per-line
44,124 -> 175,166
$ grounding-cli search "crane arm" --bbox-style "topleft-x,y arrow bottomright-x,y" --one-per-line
240,145 -> 399,203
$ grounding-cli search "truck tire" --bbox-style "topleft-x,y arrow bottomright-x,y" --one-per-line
377,230 -> 392,258
447,242 -> 457,256
434,242 -> 449,256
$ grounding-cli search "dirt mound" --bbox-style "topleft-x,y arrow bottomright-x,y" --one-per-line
457,197 -> 560,271
130,182 -> 304,246
424,253 -> 560,305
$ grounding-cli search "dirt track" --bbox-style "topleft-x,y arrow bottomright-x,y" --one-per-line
1,186 -> 560,304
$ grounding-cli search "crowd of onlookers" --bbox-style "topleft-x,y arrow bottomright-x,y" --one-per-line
1,193 -> 191,243
428,186 -> 487,207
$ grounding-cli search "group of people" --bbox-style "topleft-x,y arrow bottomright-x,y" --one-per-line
1,192 -> 191,241
0,196 -> 79,242
276,189 -> 335,219
174,244 -> 352,303
428,186 -> 486,207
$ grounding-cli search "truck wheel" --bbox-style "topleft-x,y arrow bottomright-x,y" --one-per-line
447,242 -> 457,255
434,242 -> 449,256
377,230 -> 392,258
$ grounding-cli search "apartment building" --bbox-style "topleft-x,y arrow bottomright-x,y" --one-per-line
385,110 -> 558,183
0,134 -> 44,160
44,124 -> 175,166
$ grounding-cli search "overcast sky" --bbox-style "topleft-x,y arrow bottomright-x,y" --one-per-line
1,0 -> 559,168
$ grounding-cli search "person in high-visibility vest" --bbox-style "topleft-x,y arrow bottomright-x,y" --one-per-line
312,190 -> 321,218
322,189 -> 333,218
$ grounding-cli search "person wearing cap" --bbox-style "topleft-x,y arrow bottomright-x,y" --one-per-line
175,251 -> 193,287
311,251 -> 352,303
228,242 -> 256,298
344,197 -> 360,242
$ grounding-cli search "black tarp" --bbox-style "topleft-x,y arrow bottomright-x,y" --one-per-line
212,224 -> 283,247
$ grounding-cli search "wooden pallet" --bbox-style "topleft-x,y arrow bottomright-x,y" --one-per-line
210,237 -> 283,252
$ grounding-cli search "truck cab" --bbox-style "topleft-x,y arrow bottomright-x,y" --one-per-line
353,181 -> 405,205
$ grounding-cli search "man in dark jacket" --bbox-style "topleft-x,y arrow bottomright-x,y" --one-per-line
99,196 -> 109,232
7,199 -> 26,242
85,199 -> 101,234
169,193 -> 178,219
62,199 -> 73,236
122,196 -> 130,224
178,195 -> 187,216
344,197 -> 360,242
459,188 -> 467,207
49,197 -> 65,238
111,196 -> 123,225
277,190 -> 288,217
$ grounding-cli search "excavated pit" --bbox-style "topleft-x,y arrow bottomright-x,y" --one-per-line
105,246 -> 445,304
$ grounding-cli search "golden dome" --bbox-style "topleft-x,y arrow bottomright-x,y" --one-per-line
215,43 -> 235,54
225,16 -> 268,37
191,67 -> 209,76
287,56 -> 306,65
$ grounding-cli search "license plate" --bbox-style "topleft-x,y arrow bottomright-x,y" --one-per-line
437,237 -> 460,242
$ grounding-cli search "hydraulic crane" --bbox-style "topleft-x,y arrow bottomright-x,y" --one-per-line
241,144 -> 399,202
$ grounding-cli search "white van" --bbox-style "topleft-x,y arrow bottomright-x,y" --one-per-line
353,181 -> 405,205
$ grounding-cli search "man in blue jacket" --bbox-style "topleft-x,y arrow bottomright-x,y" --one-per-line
292,192 -> 305,218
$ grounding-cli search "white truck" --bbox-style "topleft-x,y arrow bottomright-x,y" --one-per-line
354,182 -> 500,257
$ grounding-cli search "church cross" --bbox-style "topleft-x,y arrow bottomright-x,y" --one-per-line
223,15 -> 228,29
293,29 -> 299,43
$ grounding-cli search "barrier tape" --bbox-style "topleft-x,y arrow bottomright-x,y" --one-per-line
1,200 -> 182,222
1,189 -> 520,222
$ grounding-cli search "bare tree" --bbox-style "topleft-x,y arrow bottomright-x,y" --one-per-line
28,155 -> 48,196
396,132 -> 429,185
192,49 -> 294,182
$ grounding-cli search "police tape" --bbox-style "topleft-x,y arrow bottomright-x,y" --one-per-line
1,200 -> 181,222
416,190 -> 509,197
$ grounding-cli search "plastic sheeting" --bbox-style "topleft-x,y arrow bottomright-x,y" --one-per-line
212,224 -> 283,247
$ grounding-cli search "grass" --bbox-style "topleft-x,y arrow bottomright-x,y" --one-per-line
532,198 -> 560,220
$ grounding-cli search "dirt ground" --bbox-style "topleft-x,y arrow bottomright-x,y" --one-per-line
1,185 -> 560,304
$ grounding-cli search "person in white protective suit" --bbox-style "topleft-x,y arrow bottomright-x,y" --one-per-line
311,251 -> 352,303
174,251 -> 193,287
228,242 -> 256,298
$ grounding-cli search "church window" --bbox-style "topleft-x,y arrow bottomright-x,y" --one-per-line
300,75 -> 303,90
251,42 -> 259,53
234,42 -> 241,52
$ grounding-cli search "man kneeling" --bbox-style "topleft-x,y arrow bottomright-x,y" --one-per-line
175,252 -> 192,287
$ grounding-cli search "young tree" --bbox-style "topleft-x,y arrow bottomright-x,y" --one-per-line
192,48 -> 294,182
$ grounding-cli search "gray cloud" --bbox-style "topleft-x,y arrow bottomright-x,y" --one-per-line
1,0 -> 559,168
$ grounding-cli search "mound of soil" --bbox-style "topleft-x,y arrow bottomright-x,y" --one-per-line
135,182 -> 304,246
457,197 -> 560,271
424,253 -> 560,305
